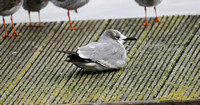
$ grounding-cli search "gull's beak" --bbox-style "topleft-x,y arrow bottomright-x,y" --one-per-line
123,37 -> 137,41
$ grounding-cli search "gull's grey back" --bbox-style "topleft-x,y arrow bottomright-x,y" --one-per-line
62,29 -> 136,71
0,0 -> 23,16
77,41 -> 127,69
23,0 -> 49,11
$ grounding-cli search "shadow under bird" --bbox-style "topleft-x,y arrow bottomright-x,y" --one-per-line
0,0 -> 23,37
50,0 -> 89,30
135,0 -> 164,26
23,0 -> 49,27
58,29 -> 137,72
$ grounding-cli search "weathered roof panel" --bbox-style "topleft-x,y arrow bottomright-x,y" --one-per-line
0,15 -> 199,104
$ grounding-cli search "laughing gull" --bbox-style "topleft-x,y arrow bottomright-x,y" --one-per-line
50,0 -> 89,30
58,29 -> 137,72
135,0 -> 164,26
0,0 -> 23,37
23,0 -> 49,27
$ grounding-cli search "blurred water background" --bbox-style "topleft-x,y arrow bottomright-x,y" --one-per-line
1,0 -> 200,23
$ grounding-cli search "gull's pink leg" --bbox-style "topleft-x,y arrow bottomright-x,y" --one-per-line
11,15 -> 22,37
2,16 -> 12,37
139,6 -> 151,26
154,6 -> 164,23
67,10 -> 80,30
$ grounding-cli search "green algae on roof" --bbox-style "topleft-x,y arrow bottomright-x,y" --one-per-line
0,15 -> 200,104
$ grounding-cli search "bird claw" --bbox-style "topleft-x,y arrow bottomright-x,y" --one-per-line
138,23 -> 151,26
70,27 -> 80,30
27,23 -> 46,27
2,33 -> 22,38
155,19 -> 164,23
37,24 -> 47,27
12,31 -> 22,37
2,34 -> 13,38
27,23 -> 36,27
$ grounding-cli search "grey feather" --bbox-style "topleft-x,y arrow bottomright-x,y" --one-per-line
135,0 -> 162,7
77,41 -> 127,69
58,29 -> 137,72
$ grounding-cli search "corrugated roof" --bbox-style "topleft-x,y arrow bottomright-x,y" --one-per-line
0,15 -> 199,104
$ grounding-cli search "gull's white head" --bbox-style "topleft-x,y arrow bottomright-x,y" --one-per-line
99,29 -> 137,45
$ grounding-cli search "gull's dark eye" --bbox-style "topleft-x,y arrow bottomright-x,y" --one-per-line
115,35 -> 120,39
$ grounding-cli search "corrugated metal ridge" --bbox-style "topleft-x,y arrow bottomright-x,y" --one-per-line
0,15 -> 199,104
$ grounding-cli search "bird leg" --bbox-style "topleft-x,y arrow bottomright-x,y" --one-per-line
27,10 -> 35,27
154,6 -> 164,23
27,10 -> 46,27
67,10 -> 80,30
2,16 -> 12,37
36,10 -> 46,27
75,9 -> 78,13
139,6 -> 151,26
11,15 -> 22,37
